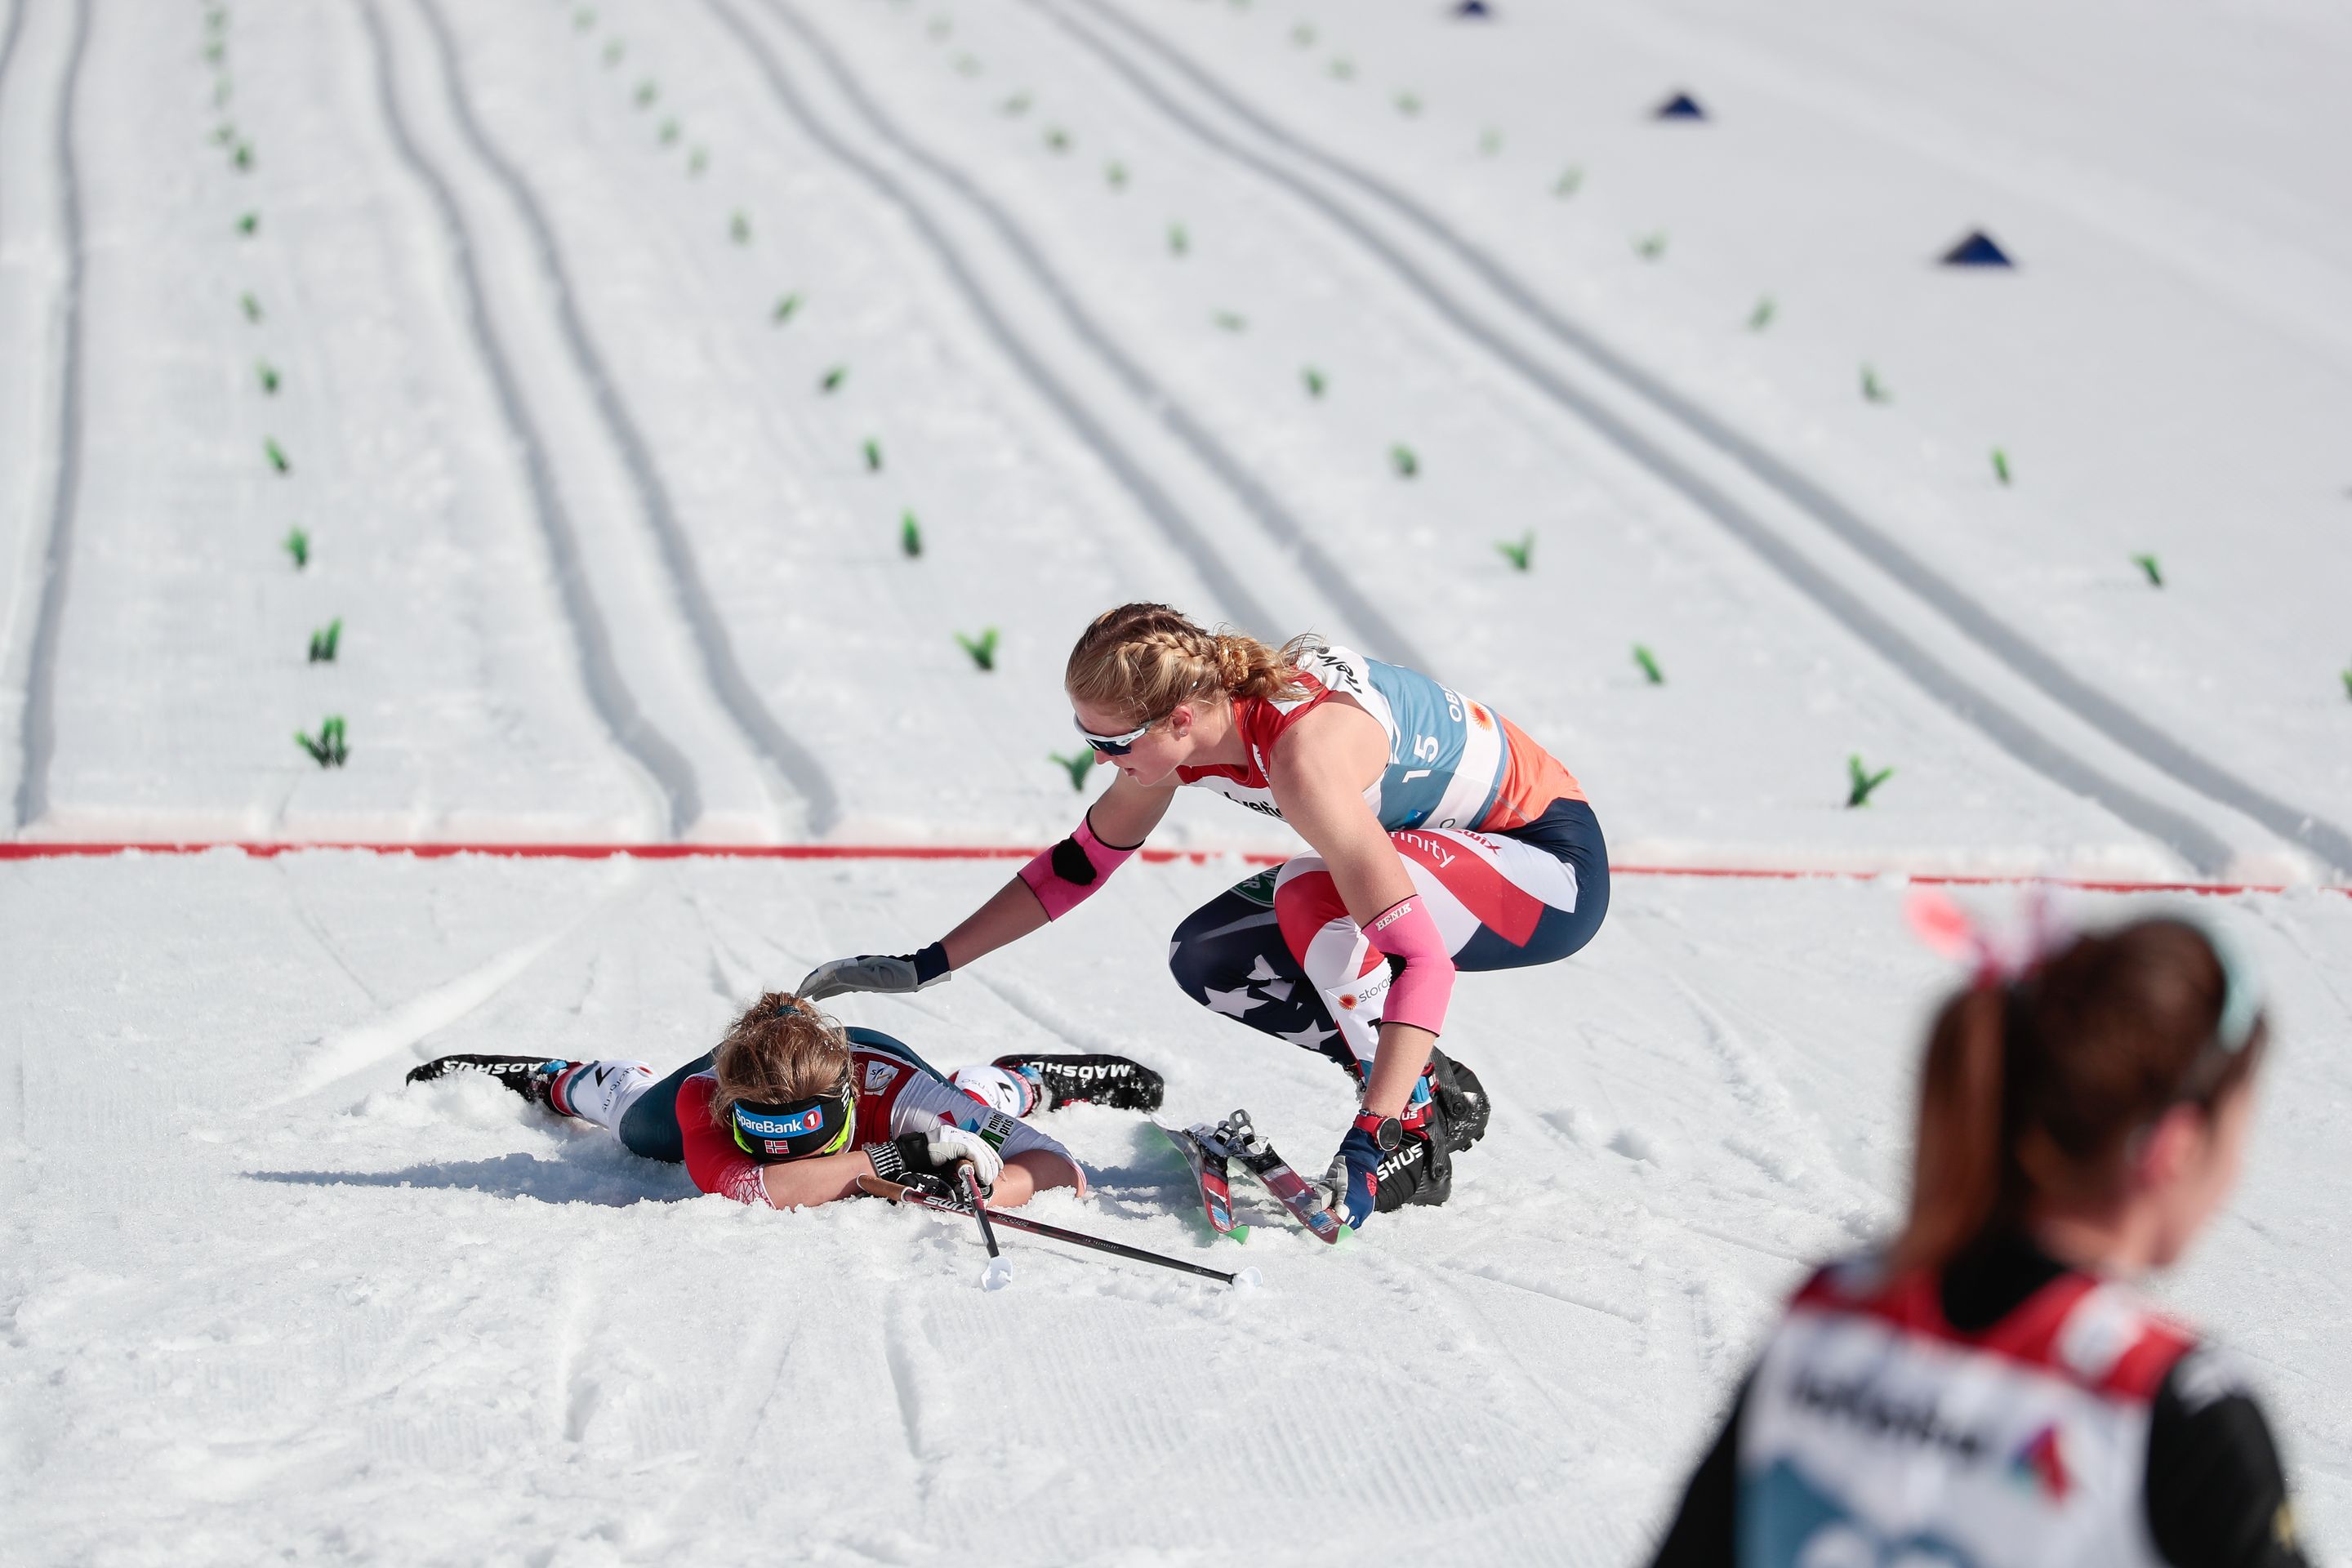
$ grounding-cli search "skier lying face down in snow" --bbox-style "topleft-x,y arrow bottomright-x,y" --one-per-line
407,991 -> 1165,1211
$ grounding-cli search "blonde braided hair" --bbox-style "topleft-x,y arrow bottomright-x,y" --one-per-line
1064,604 -> 1314,727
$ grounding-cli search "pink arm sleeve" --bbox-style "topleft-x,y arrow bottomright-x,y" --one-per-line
1365,894 -> 1457,1036
1017,813 -> 1139,921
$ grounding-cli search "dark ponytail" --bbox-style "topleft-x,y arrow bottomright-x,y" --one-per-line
1895,986 -> 2012,1275
1891,917 -> 2265,1277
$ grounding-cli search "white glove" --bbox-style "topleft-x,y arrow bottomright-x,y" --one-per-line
796,945 -> 949,1002
922,1125 -> 1004,1191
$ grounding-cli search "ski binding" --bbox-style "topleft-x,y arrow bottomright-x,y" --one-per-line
1199,1109 -> 1344,1245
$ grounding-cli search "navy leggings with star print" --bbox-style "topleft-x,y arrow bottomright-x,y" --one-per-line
1165,798 -> 1609,1081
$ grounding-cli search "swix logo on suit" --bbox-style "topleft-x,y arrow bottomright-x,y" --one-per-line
1175,641 -> 1584,834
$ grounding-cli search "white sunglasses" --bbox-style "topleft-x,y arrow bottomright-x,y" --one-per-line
1072,713 -> 1157,755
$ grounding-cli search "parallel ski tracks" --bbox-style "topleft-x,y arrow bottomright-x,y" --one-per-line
407,0 -> 840,835
11,0 -> 90,830
0,0 -> 25,171
710,0 -> 1425,670
355,0 -> 703,835
1043,0 -> 2352,881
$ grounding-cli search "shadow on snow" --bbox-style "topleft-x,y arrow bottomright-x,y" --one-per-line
246,1151 -> 697,1208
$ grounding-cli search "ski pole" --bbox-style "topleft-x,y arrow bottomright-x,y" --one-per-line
960,1163 -> 1003,1258
858,1174 -> 1254,1288
959,1163 -> 1013,1291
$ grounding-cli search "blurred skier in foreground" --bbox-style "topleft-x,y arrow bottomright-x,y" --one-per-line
799,602 -> 1607,1233
1648,908 -> 2311,1567
408,991 -> 1161,1211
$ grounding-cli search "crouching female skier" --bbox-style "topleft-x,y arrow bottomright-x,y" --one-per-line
797,603 -> 1609,1232
407,992 -> 1163,1210
1648,911 -> 2312,1567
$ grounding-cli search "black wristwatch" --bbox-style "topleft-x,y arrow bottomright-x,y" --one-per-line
1354,1111 -> 1402,1152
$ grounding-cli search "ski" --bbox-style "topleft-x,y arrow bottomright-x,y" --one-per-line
856,1173 -> 1251,1287
1218,1109 -> 1344,1244
993,1053 -> 1166,1113
1155,1120 -> 1248,1241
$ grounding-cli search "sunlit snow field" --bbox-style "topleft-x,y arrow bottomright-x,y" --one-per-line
3,0 -> 2349,1561
4,855 -> 2349,1564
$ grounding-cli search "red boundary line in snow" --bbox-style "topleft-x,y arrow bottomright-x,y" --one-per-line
1,840 -> 2342,897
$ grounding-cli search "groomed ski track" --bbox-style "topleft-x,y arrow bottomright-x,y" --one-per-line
403,0 -> 840,839
10,0 -> 88,830
724,0 -> 2326,884
1031,0 -> 2343,880
354,0 -> 701,836
699,0 -> 1289,650
720,0 -> 1428,672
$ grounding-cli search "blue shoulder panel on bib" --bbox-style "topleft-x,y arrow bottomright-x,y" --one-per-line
1366,658 -> 1470,831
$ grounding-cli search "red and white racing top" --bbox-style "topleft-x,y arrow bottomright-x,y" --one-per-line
1737,1255 -> 2201,1568
1175,640 -> 1584,835
677,1045 -> 1085,1207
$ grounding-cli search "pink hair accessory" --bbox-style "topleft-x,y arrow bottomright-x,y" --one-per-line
1904,888 -> 2069,985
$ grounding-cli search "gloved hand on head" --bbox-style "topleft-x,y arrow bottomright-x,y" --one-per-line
797,942 -> 951,1002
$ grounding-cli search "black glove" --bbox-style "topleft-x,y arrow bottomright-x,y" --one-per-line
864,1127 -> 1003,1200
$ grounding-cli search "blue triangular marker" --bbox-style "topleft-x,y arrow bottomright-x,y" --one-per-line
1454,0 -> 1493,16
1940,230 -> 2015,267
1655,91 -> 1707,120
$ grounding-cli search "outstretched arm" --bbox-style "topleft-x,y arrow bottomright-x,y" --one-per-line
756,1139 -> 1080,1211
800,773 -> 1175,1000
939,772 -> 1174,965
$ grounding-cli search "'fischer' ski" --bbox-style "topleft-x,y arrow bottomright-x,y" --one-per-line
1156,1120 -> 1248,1241
1207,1109 -> 1345,1245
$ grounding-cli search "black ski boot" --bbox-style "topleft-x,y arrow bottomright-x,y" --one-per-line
406,1054 -> 570,1107
1425,1049 -> 1490,1152
991,1054 -> 1165,1113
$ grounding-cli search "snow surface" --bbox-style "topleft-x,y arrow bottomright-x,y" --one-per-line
3,0 -> 2350,1560
3,854 -> 2349,1566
